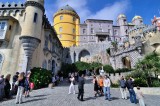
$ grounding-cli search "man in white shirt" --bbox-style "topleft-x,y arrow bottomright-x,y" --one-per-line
103,75 -> 111,101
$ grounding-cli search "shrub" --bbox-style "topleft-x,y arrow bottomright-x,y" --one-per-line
103,65 -> 114,73
111,83 -> 119,88
151,80 -> 160,87
30,67 -> 52,89
74,61 -> 91,71
115,68 -> 131,73
134,78 -> 148,87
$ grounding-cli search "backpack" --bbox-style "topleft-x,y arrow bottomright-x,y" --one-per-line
120,80 -> 126,88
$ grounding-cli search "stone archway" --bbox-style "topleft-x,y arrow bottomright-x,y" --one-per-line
121,56 -> 131,69
78,50 -> 90,61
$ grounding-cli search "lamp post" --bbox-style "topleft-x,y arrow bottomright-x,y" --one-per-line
19,36 -> 41,75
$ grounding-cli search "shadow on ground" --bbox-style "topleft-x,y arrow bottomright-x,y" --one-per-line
33,94 -> 49,98
23,98 -> 47,103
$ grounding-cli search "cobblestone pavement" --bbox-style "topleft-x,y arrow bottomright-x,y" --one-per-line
0,78 -> 160,106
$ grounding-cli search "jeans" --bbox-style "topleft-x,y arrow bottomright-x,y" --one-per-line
103,87 -> 111,100
128,89 -> 137,103
16,86 -> 24,103
120,87 -> 127,99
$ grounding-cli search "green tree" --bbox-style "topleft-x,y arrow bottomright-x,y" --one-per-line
133,52 -> 160,86
103,64 -> 114,73
74,61 -> 91,71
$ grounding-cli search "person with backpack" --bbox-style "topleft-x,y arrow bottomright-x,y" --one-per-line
126,77 -> 137,104
119,76 -> 127,100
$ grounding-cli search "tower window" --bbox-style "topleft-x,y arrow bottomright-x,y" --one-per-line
73,28 -> 75,33
91,28 -> 94,34
59,27 -> 62,32
73,17 -> 76,21
83,29 -> 86,34
33,13 -> 38,23
108,29 -> 111,34
60,16 -> 63,20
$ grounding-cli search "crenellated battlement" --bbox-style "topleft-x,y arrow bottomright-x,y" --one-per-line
128,24 -> 146,33
0,2 -> 24,9
143,25 -> 156,33
0,2 -> 25,16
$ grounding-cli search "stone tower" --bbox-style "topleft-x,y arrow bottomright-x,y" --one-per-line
20,0 -> 44,72
132,15 -> 143,25
117,14 -> 128,36
53,5 -> 80,47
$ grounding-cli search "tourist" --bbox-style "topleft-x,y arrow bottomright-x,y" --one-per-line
137,86 -> 145,106
24,71 -> 31,98
98,75 -> 104,96
126,77 -> 137,104
103,75 -> 111,101
68,74 -> 76,94
52,75 -> 56,86
12,72 -> 19,95
77,74 -> 85,101
60,71 -> 63,82
4,74 -> 11,99
0,75 -> 5,100
92,76 -> 99,97
119,76 -> 127,99
75,72 -> 79,82
15,72 -> 25,104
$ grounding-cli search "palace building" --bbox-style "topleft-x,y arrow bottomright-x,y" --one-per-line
0,0 -> 63,77
0,0 -> 160,78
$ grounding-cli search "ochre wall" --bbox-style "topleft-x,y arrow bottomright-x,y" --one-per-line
54,12 -> 80,47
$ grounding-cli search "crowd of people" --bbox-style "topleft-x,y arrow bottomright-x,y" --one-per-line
1,70 -> 145,106
0,71 -> 31,104
67,72 -> 145,106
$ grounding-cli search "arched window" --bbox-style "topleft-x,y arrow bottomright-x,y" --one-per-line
59,27 -> 62,32
33,13 -> 38,23
42,60 -> 47,69
60,16 -> 63,20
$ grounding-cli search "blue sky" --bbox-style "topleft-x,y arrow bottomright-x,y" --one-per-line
1,0 -> 160,25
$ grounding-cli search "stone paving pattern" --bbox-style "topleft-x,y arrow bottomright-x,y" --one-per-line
0,78 -> 160,106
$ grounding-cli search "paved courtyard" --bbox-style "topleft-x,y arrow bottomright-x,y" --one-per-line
0,78 -> 160,106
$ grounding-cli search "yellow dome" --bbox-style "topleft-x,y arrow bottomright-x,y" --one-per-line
117,14 -> 126,19
132,15 -> 142,21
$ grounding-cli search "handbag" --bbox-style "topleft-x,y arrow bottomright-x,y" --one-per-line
15,81 -> 19,86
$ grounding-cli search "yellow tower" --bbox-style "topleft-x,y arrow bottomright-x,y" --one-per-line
53,5 -> 80,47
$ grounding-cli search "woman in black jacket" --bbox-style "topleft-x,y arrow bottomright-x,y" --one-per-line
4,74 -> 11,99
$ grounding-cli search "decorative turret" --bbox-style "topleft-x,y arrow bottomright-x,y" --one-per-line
132,15 -> 143,25
53,5 -> 80,47
117,14 -> 127,26
20,0 -> 44,73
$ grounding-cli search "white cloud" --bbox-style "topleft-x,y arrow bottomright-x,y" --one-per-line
45,0 -> 129,24
89,1 -> 129,21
